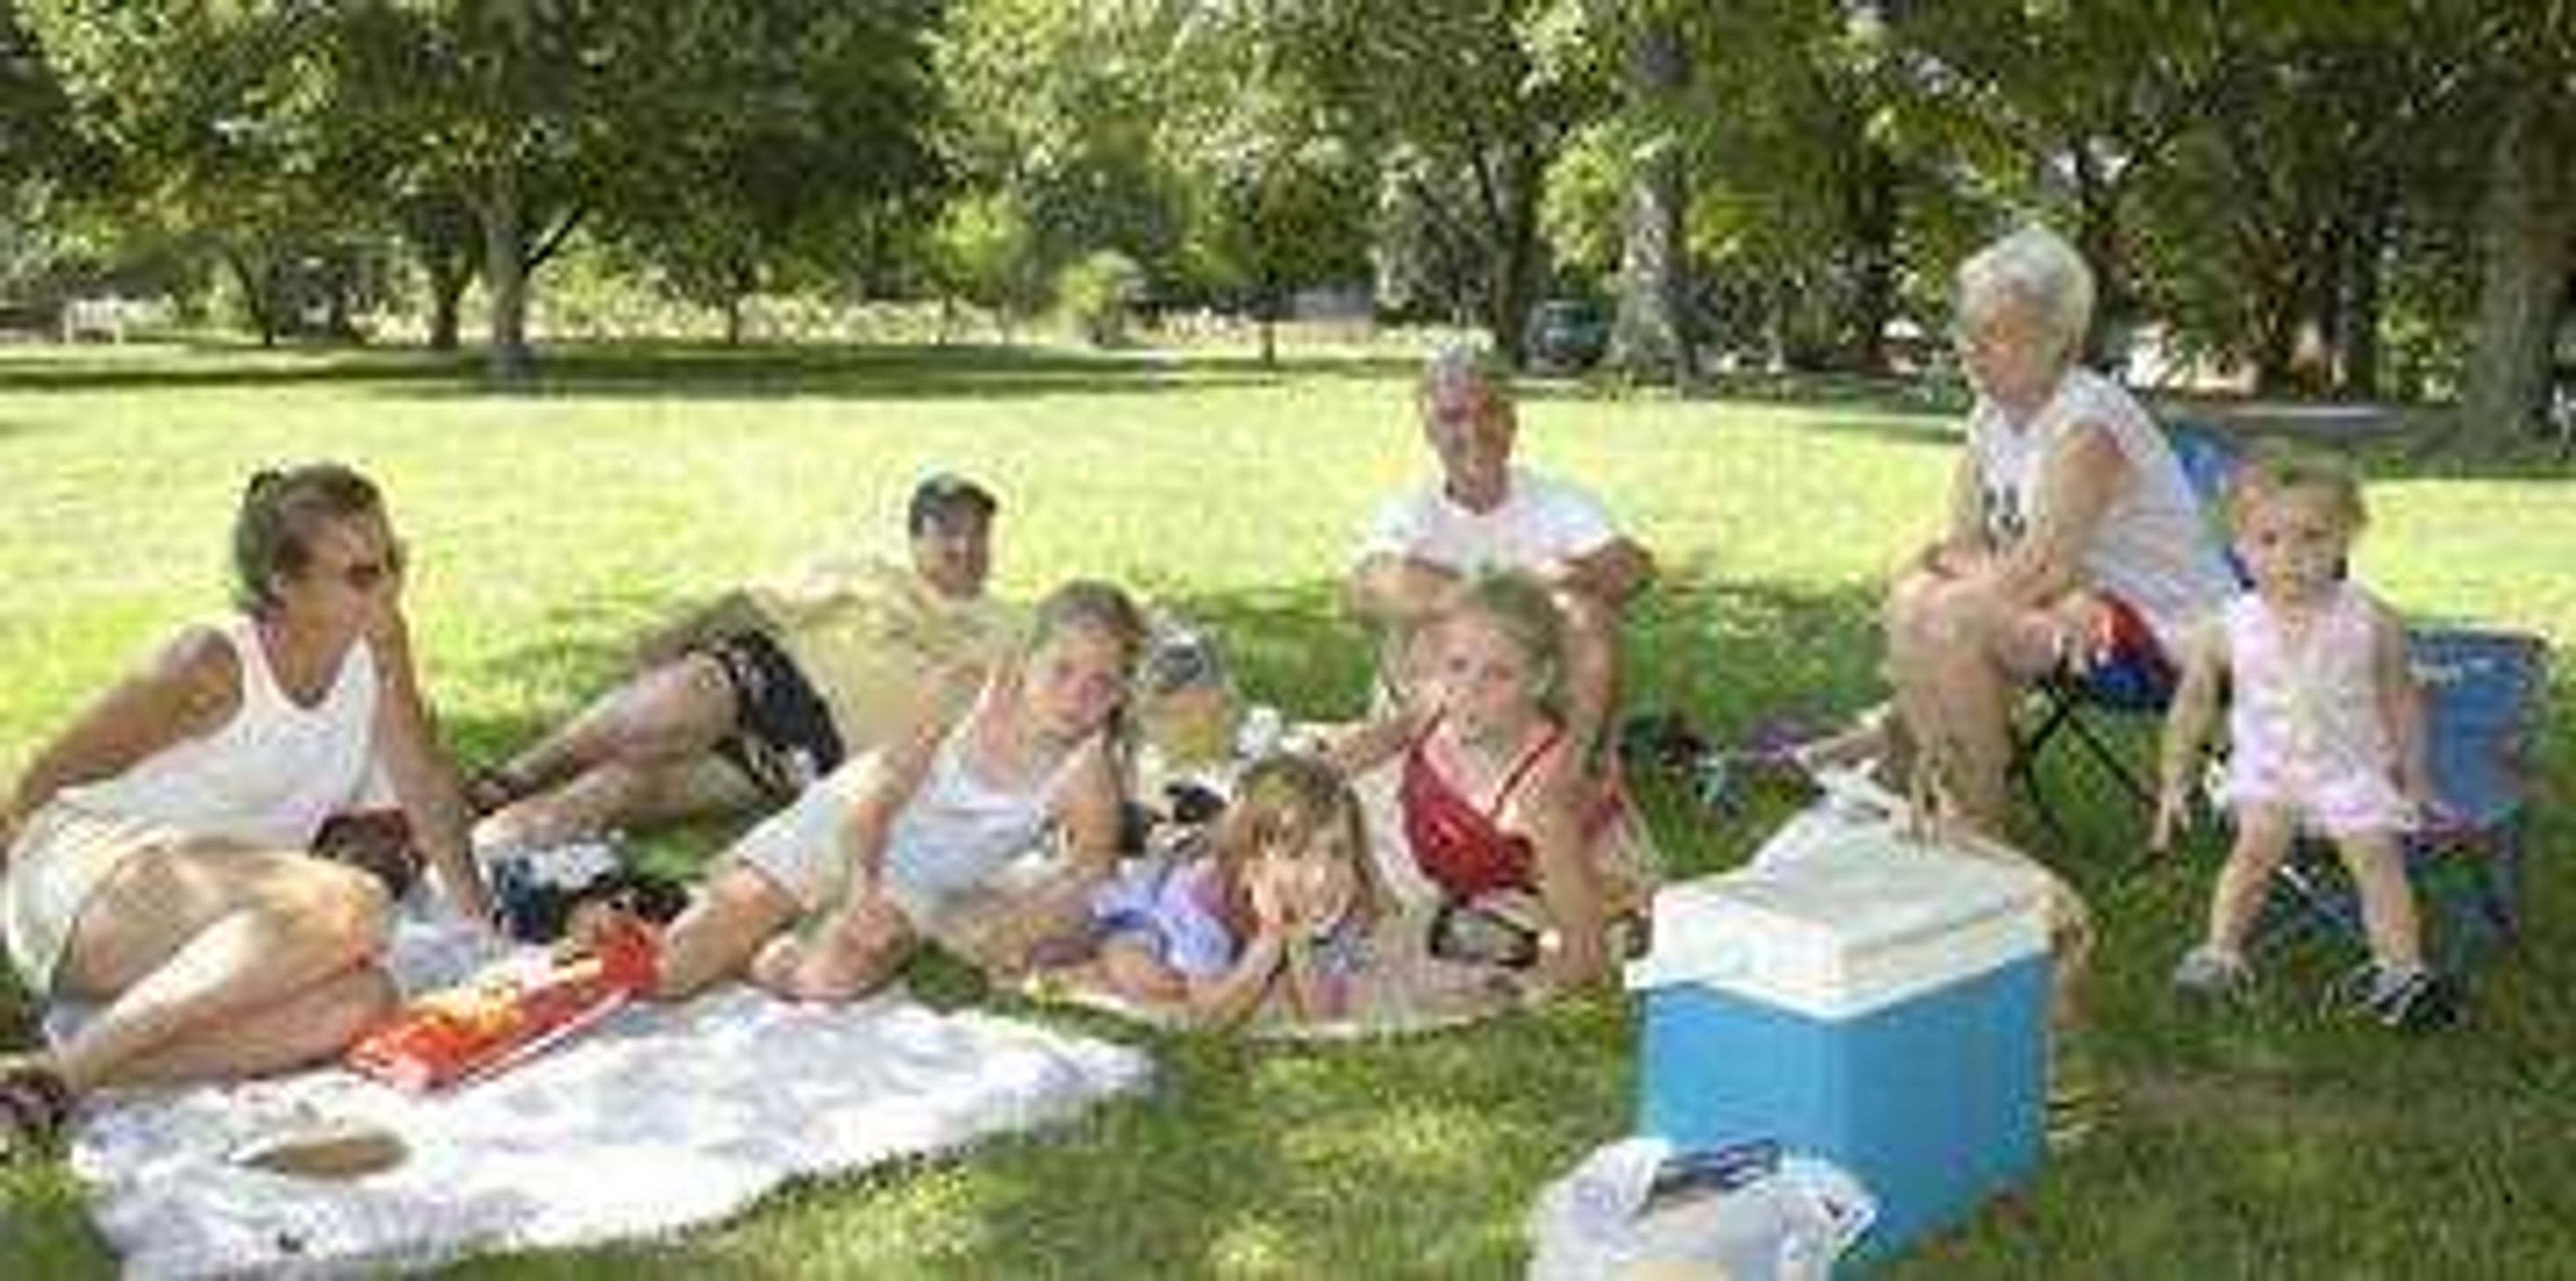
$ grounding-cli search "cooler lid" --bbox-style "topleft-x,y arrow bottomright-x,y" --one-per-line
1624,814 -> 2051,1017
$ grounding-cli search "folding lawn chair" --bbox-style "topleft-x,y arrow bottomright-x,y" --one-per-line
2008,419 -> 2245,858
2254,626 -> 2550,972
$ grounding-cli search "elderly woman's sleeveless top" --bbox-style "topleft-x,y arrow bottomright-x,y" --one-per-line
1966,367 -> 2234,650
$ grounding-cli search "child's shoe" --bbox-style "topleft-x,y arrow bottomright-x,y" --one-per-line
2169,946 -> 2253,1005
2324,962 -> 2459,1032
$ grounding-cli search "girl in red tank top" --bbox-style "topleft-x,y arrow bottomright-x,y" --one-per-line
1338,571 -> 1629,987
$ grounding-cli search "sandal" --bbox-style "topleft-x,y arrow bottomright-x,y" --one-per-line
0,1054 -> 75,1162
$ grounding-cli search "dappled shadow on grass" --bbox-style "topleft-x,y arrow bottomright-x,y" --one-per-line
441,591 -> 682,760
0,340 -> 1421,405
0,341 -> 483,393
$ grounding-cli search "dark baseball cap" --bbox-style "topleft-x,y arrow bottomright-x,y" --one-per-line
907,472 -> 999,533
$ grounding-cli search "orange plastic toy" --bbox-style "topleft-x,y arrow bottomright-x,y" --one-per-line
347,920 -> 660,1092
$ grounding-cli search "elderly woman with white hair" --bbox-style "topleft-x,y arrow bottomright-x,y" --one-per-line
1878,225 -> 2235,838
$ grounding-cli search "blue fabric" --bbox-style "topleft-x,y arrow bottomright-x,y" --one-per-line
2164,420 -> 2251,587
2410,628 -> 2546,830
1089,858 -> 1240,980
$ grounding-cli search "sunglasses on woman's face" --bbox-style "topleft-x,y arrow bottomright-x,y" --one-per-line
319,541 -> 405,593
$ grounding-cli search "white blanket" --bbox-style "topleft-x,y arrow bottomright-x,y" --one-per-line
64,917 -> 1152,1278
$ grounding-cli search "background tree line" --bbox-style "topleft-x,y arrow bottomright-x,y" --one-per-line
0,0 -> 2567,444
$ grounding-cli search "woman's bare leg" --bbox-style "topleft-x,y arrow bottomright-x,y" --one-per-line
1884,570 -> 2060,838
102,966 -> 397,1088
48,846 -> 392,1096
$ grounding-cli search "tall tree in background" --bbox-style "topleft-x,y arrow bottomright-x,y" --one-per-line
2127,3 -> 2484,395
327,1 -> 632,380
1672,0 -> 1908,372
1164,2 -> 1375,365
1,1 -> 89,293
332,1 -> 943,374
23,1 -> 370,343
1891,0 -> 2224,368
1282,0 -> 1613,365
936,0 -> 1191,307
1605,2 -> 1694,380
594,3 -> 943,346
2460,3 -> 2575,444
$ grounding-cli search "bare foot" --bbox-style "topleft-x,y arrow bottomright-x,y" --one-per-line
751,902 -> 908,1003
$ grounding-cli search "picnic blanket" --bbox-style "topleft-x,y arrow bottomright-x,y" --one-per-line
60,913 -> 1152,1278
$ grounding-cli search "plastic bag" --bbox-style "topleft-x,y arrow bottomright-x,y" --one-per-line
1528,1137 -> 1875,1281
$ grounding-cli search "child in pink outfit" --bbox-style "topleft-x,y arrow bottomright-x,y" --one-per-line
2153,449 -> 2443,1026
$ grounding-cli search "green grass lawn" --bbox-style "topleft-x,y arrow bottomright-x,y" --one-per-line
1,341 -> 2570,1277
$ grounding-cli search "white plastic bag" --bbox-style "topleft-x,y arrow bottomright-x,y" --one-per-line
1528,1137 -> 1875,1281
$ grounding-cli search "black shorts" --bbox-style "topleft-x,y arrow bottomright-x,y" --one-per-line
698,631 -> 847,797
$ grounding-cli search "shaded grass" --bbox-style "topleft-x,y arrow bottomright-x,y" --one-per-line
1,342 -> 2571,1278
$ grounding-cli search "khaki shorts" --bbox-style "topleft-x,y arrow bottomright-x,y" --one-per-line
2,804 -> 177,997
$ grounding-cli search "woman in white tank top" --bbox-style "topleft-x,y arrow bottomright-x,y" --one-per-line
1880,227 -> 2233,839
650,581 -> 1150,1005
0,465 -> 494,1157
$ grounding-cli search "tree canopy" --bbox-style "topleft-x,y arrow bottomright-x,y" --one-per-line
3,0 -> 2568,437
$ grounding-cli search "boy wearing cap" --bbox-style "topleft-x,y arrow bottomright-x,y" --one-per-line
471,474 -> 1019,851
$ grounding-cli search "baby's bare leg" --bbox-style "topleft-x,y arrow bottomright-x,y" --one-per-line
2204,807 -> 2298,956
2332,830 -> 2425,970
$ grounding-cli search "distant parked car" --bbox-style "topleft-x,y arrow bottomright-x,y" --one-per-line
1525,299 -> 1610,372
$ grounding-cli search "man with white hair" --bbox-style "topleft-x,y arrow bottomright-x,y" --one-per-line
1345,344 -> 1655,758
1883,225 -> 2235,837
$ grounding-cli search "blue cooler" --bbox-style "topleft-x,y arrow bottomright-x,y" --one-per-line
1626,808 -> 2052,1263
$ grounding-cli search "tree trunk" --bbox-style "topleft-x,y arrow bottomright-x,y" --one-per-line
2337,199 -> 2389,398
427,262 -> 468,352
226,252 -> 280,348
2072,162 -> 2130,371
722,256 -> 755,346
478,165 -> 535,383
1609,15 -> 1692,384
2461,65 -> 2574,446
1838,142 -> 1900,374
1485,145 -> 1545,369
1256,269 -> 1280,368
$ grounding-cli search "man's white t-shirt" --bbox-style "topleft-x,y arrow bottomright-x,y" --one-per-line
1354,466 -> 1621,573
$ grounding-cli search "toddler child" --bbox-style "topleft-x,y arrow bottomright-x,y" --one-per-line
2155,449 -> 2444,1026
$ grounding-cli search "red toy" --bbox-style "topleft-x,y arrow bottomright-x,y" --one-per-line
347,921 -> 659,1092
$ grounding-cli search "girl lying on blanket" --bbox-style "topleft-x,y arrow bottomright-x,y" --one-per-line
1033,753 -> 1381,1029
645,580 -> 1150,1003
1328,570 -> 1653,992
